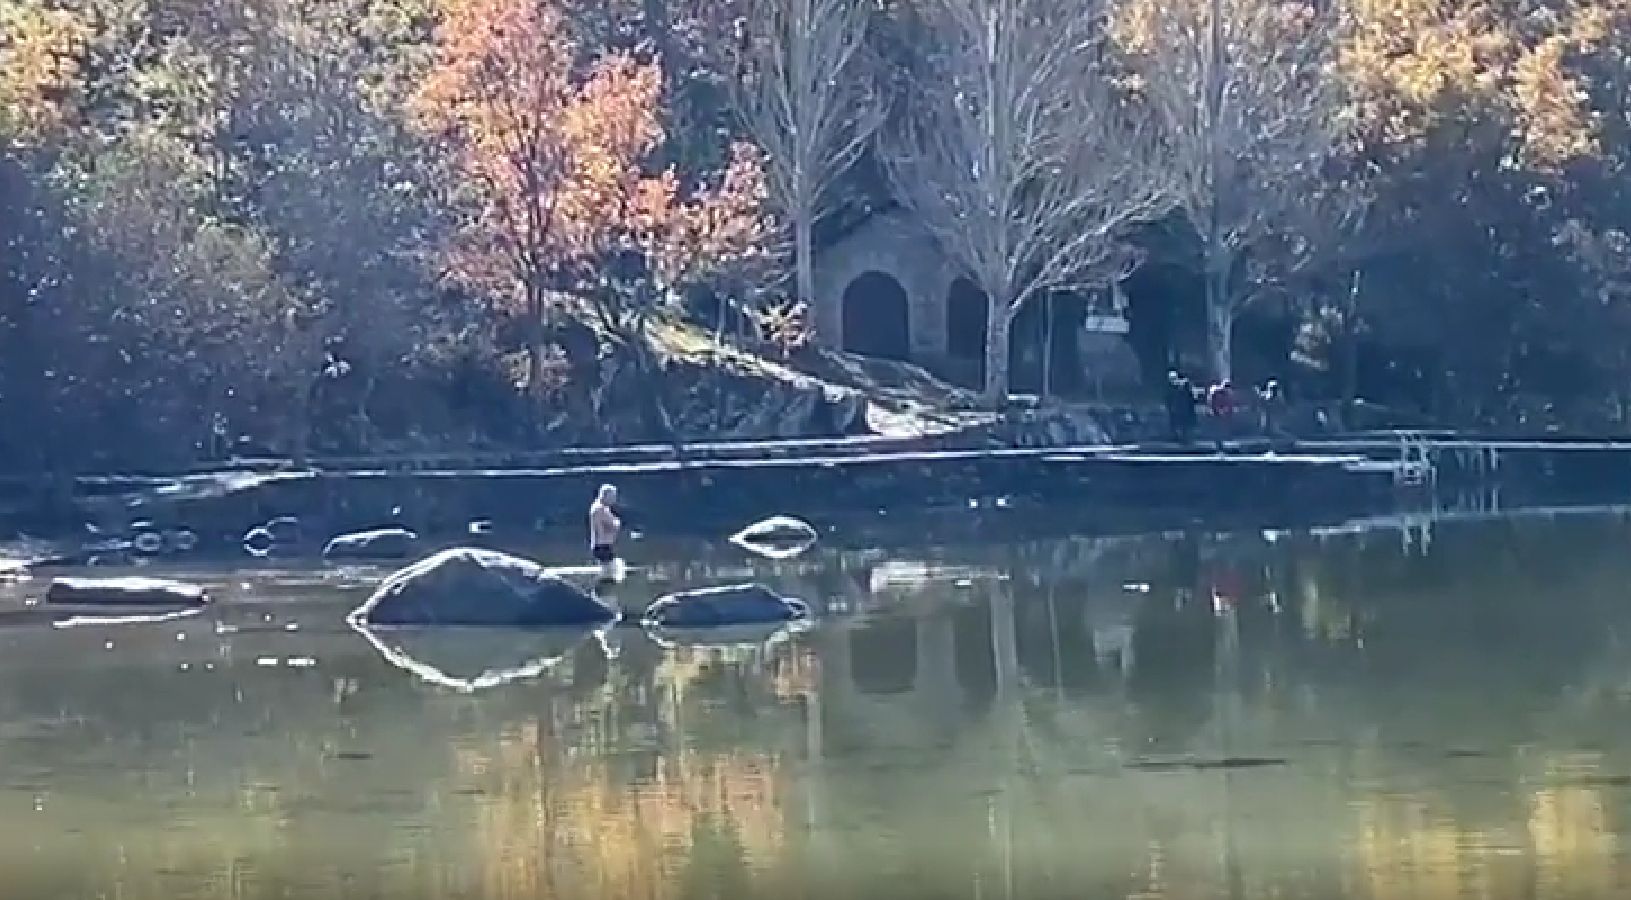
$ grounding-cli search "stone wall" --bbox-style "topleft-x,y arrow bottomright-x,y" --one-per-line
813,211 -> 1144,397
812,210 -> 955,360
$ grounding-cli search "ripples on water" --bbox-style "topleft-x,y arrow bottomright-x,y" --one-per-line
4,511 -> 1631,898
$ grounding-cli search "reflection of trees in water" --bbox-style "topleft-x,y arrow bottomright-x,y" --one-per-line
450,641 -> 809,900
1351,768 -> 1620,900
803,512 -> 1631,899
14,512 -> 1631,897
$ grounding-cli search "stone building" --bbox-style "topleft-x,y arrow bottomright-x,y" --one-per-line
811,209 -> 1141,395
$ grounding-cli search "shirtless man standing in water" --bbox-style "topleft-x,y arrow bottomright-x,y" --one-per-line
588,484 -> 621,569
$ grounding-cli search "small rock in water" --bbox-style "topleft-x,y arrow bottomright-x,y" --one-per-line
323,527 -> 420,561
166,528 -> 198,553
728,516 -> 819,560
47,576 -> 208,607
241,526 -> 275,558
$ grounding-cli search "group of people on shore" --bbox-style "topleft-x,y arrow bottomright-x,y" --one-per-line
1164,370 -> 1282,445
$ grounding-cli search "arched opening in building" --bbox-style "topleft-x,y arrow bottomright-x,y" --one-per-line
841,271 -> 911,361
946,277 -> 988,388
850,618 -> 918,695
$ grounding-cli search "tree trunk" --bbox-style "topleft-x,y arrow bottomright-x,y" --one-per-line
1340,270 -> 1362,407
795,214 -> 818,337
527,333 -> 546,402
1041,296 -> 1055,401
984,301 -> 1012,405
1205,265 -> 1233,382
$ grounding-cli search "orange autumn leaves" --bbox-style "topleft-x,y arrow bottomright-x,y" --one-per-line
410,0 -> 768,319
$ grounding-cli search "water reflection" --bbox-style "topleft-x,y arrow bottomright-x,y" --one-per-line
353,624 -> 605,693
3,510 -> 1631,897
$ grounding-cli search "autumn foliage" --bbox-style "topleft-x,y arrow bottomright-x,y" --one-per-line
10,0 -> 1631,467
0,3 -> 89,142
411,0 -> 768,395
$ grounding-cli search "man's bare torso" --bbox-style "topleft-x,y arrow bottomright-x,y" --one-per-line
589,500 -> 620,548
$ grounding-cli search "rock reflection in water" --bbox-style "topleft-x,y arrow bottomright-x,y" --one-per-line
2,511 -> 1631,897
352,624 -> 608,693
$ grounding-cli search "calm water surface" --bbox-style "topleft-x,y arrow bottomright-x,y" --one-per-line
5,510 -> 1631,899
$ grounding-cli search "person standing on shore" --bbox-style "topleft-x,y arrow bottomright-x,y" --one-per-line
1165,370 -> 1197,445
1207,379 -> 1236,448
589,484 -> 621,570
1256,378 -> 1282,437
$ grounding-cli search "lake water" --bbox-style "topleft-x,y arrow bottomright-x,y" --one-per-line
5,508 -> 1631,899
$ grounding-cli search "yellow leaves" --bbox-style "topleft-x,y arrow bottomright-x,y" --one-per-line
1338,0 -> 1506,142
1112,0 -> 1324,62
0,2 -> 92,143
1337,0 -> 1606,167
1513,35 -> 1596,169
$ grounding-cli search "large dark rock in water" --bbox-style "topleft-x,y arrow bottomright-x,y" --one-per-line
643,583 -> 810,628
323,527 -> 420,561
46,576 -> 209,607
349,548 -> 619,628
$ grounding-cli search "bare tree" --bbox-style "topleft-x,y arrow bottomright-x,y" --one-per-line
881,0 -> 1172,403
1114,0 -> 1350,381
731,0 -> 881,342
